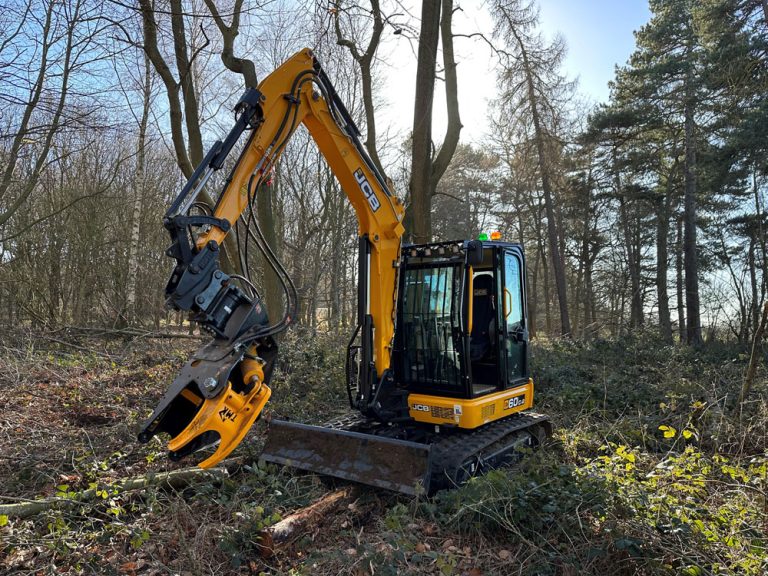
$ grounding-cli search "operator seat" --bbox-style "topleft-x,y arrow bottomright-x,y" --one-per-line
470,274 -> 496,361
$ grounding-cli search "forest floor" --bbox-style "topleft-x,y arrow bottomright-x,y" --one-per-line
0,328 -> 765,576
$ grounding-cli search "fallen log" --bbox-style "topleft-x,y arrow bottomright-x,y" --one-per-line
258,486 -> 358,557
0,466 -> 228,519
57,325 -> 206,340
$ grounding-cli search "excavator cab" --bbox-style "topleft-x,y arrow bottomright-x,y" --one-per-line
392,239 -> 535,430
396,239 -> 529,399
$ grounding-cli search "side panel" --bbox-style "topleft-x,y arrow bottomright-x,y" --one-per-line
406,379 -> 534,428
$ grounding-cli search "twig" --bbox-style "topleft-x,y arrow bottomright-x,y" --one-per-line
34,334 -> 114,358
0,466 -> 228,519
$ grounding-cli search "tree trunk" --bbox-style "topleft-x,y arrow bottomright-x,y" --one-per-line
258,178 -> 284,325
618,194 -> 643,328
408,0 -> 441,243
126,52 -> 152,326
754,170 -> 767,302
513,28 -> 570,336
333,0 -> 386,177
430,0 -> 462,190
529,245 -> 539,338
138,0 -> 241,276
169,0 -> 204,166
749,237 -> 759,339
539,233 -> 552,335
656,189 -> 673,343
258,488 -> 357,557
676,215 -> 686,343
584,260 -> 595,338
683,83 -> 701,345
0,467 -> 228,519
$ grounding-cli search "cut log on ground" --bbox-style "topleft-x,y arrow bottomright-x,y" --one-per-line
0,467 -> 228,519
258,486 -> 359,557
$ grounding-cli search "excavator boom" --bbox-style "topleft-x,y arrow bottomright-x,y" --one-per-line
138,49 -> 404,467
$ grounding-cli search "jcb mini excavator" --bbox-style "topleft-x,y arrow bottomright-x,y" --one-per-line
138,48 -> 550,495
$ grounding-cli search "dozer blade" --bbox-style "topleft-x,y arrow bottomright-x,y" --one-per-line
260,420 -> 433,495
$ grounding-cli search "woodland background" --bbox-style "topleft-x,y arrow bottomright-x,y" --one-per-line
1,0 -> 766,343
0,1 -> 766,575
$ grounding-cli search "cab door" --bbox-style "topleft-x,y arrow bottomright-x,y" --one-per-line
501,248 -> 528,386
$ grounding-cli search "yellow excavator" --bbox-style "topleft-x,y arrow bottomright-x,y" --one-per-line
138,48 -> 550,495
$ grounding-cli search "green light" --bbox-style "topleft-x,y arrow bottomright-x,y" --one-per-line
477,232 -> 489,241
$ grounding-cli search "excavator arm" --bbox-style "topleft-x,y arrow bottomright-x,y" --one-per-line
138,49 -> 404,468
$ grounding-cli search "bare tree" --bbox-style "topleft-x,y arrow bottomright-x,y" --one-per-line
408,0 -> 462,243
0,0 -> 101,227
203,0 -> 285,320
124,51 -> 154,325
332,0 -> 387,176
492,0 -> 572,336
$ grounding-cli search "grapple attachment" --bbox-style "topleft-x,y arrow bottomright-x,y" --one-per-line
260,420 -> 433,495
167,378 -> 271,468
138,340 -> 274,468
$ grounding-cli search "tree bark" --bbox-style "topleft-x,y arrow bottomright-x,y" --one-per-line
169,0 -> 204,166
683,90 -> 702,345
676,215 -> 686,343
408,0 -> 442,243
656,173 -> 674,343
430,0 -> 462,187
126,51 -> 152,326
258,487 -> 358,557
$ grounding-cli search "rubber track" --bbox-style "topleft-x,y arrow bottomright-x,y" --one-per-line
427,412 -> 550,492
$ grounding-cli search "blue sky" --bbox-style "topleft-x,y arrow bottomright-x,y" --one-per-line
380,0 -> 652,143
538,0 -> 651,104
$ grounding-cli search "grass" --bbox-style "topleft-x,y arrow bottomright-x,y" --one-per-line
0,328 -> 765,575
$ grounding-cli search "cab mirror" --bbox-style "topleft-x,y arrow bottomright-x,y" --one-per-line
466,240 -> 483,266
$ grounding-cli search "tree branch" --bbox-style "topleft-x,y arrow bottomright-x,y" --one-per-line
203,0 -> 259,88
430,0 -> 462,185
